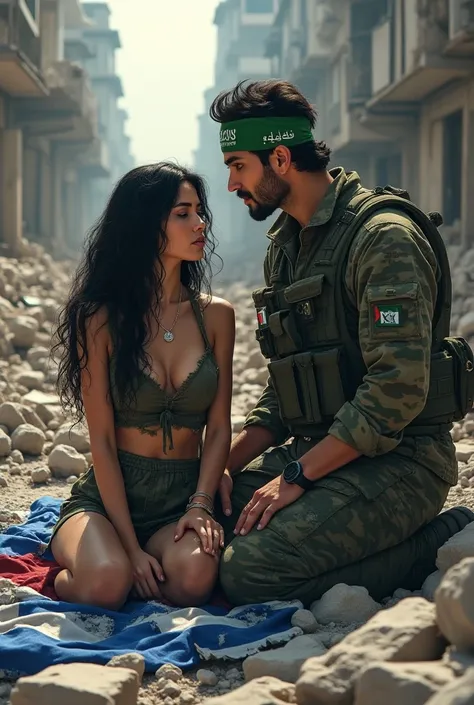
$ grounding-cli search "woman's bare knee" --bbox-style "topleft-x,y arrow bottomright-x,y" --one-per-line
51,512 -> 133,609
162,538 -> 218,606
83,560 -> 133,609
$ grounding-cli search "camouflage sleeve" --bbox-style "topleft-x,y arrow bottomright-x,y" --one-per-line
328,216 -> 438,457
242,245 -> 290,446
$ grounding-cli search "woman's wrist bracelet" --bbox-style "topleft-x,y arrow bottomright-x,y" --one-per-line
185,501 -> 214,518
189,491 -> 213,505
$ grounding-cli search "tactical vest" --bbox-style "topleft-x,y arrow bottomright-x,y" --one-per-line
252,186 -> 474,440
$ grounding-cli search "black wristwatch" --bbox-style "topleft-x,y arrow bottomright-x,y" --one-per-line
283,460 -> 314,491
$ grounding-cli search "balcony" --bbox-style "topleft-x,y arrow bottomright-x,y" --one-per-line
445,0 -> 474,56
0,0 -> 47,96
367,10 -> 473,110
15,60 -> 98,142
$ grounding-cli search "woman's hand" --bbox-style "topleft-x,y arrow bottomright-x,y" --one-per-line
129,548 -> 165,600
174,508 -> 225,556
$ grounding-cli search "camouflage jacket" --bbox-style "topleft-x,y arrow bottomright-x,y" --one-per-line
244,167 -> 457,485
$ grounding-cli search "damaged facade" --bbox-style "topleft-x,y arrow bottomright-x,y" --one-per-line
0,0 -> 134,257
195,0 -> 474,261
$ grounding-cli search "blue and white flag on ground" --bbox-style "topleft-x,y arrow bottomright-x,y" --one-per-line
0,497 -> 303,677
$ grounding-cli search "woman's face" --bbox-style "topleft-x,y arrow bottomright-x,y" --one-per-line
163,181 -> 206,262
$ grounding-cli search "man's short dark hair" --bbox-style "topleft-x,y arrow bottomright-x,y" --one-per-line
209,79 -> 331,173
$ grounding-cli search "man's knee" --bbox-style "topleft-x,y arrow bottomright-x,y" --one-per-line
219,531 -> 293,605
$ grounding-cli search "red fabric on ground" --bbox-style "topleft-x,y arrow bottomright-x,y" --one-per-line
0,553 -> 60,600
0,553 -> 231,608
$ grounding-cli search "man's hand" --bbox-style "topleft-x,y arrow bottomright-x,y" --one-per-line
219,469 -> 233,516
234,475 -> 304,535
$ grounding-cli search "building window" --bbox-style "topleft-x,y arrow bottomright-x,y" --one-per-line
244,0 -> 273,13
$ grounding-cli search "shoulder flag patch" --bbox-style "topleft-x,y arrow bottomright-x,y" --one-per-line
374,304 -> 401,327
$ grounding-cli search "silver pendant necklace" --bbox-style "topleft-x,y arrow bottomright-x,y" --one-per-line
158,286 -> 182,343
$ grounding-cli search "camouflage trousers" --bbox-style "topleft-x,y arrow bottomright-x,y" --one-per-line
216,437 -> 451,606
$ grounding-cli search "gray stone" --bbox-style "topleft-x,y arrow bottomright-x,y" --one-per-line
297,598 -> 445,705
436,557 -> 474,651
354,661 -> 454,705
106,652 -> 145,684
311,583 -> 380,625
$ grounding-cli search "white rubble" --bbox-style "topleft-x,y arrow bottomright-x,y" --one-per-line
354,661 -> 454,705
435,557 -> 474,651
296,598 -> 445,705
310,583 -> 381,625
48,444 -> 88,478
10,662 -> 139,705
53,424 -> 90,454
11,423 -> 46,455
243,634 -> 326,684
106,653 -> 145,684
436,524 -> 474,573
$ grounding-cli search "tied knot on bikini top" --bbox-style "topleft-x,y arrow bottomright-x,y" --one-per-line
108,293 -> 219,453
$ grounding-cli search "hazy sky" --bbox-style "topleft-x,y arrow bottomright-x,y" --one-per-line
106,0 -> 221,167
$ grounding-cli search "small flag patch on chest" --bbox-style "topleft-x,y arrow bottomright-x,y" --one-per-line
374,304 -> 402,326
257,307 -> 267,327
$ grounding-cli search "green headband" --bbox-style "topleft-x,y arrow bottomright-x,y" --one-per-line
219,116 -> 314,153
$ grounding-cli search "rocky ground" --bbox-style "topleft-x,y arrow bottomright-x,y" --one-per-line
0,237 -> 473,703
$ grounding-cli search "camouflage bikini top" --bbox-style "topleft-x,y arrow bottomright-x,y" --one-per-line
109,293 -> 219,453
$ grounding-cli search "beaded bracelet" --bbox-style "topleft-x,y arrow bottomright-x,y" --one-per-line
189,491 -> 213,505
186,501 -> 214,518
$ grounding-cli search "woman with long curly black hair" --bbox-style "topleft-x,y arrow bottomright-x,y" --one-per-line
50,162 -> 235,610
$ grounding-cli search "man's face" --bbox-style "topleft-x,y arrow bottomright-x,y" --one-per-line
224,151 -> 290,221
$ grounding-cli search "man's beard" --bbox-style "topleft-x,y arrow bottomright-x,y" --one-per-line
238,167 -> 290,222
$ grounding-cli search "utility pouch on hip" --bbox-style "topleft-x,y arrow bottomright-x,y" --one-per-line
443,336 -> 474,420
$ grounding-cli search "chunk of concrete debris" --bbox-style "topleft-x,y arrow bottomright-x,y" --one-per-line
435,557 -> 474,651
31,466 -> 51,484
53,424 -> 91,453
11,423 -> 46,455
197,669 -> 219,686
354,661 -> 454,705
436,523 -> 474,573
155,663 -> 183,681
455,443 -> 474,463
291,609 -> 319,633
297,597 -> 445,705
0,401 -> 25,433
48,444 -> 88,477
0,428 -> 11,456
310,583 -> 380,625
10,662 -> 139,705
425,668 -> 474,705
422,571 -> 443,601
202,676 -> 295,705
243,634 -> 326,684
107,653 -> 145,684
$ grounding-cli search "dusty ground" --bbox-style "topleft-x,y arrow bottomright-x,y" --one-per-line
1,457 -> 474,704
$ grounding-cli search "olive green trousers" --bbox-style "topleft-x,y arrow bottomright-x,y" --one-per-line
216,437 -> 453,606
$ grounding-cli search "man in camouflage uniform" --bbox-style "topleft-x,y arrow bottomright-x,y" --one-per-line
210,79 -> 474,607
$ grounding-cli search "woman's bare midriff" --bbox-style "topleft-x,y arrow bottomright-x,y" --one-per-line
115,425 -> 203,460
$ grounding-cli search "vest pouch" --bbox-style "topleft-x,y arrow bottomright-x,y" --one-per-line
310,347 -> 347,417
443,337 -> 474,420
268,356 -> 307,424
252,286 -> 277,359
284,275 -> 325,343
294,352 -> 323,424
414,349 -> 457,423
268,310 -> 303,356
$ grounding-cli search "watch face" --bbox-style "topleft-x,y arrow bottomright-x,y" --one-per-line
284,461 -> 301,484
